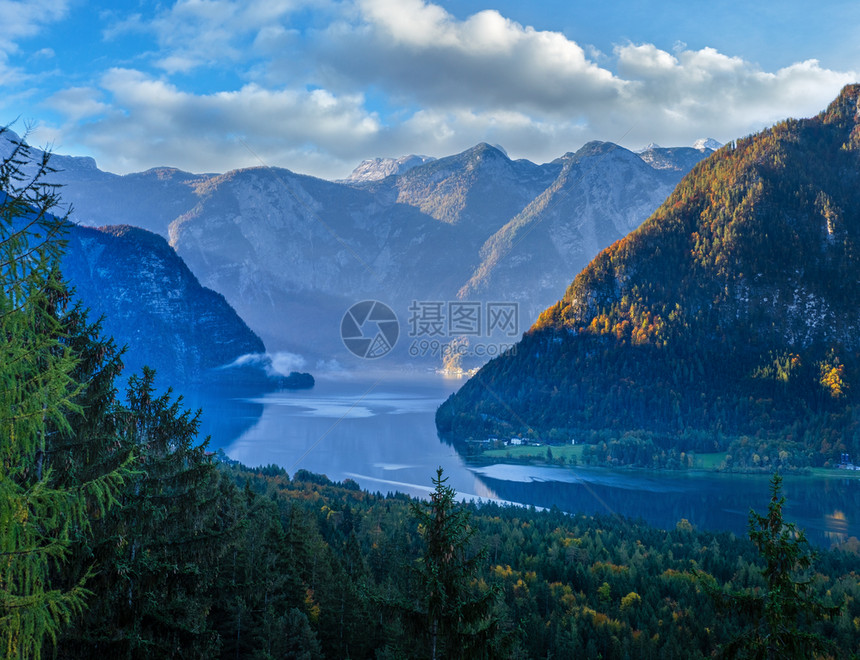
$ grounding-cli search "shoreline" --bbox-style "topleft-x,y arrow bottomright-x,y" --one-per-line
464,452 -> 860,479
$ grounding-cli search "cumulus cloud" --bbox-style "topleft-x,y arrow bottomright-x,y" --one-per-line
26,0 -> 859,178
316,0 -> 622,115
46,87 -> 109,121
610,45 -> 856,147
65,68 -> 382,177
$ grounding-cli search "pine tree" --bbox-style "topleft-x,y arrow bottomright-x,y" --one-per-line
0,128 -> 126,658
210,483 -> 300,660
704,473 -> 842,659
73,366 -> 231,657
50,307 -> 140,657
410,468 -> 500,660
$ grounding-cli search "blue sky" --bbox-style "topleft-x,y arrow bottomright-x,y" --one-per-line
1,0 -> 857,179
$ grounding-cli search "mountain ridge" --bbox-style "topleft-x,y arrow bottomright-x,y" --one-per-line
166,141 -> 713,358
1,130 -> 714,362
61,222 -> 288,391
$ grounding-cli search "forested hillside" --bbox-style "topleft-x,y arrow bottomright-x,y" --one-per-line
60,223 -> 271,389
438,85 -> 860,470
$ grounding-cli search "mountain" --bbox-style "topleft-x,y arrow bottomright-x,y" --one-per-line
0,129 -> 211,237
56,167 -> 211,237
436,85 -> 860,470
168,142 -> 713,361
693,137 -> 723,151
167,165 -> 456,360
638,144 -> 720,172
455,142 -> 690,315
342,154 -> 436,182
61,223 -> 280,390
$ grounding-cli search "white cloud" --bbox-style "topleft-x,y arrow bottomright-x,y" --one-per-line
224,350 -> 307,376
46,87 -> 109,121
0,0 -> 70,52
29,0 -> 859,178
611,44 -> 856,147
311,1 -> 854,155
316,0 -> 622,115
268,350 -> 307,375
63,68 -> 382,177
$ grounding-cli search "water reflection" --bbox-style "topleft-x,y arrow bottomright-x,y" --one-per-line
474,466 -> 860,547
195,372 -> 857,549
181,384 -> 266,449
223,372 -> 494,500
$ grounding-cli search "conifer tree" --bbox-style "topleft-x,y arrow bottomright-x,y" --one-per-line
70,366 -> 231,657
51,307 -> 140,657
410,468 -> 499,660
0,128 -> 126,658
704,473 -> 842,659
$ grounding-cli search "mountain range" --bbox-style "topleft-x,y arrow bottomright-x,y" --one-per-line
436,85 -> 860,470
34,135 -> 716,365
172,140 -> 717,363
2,130 -> 316,392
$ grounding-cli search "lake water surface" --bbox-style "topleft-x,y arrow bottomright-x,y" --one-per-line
197,371 -> 859,548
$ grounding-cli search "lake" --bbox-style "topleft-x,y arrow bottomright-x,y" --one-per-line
194,370 -> 860,548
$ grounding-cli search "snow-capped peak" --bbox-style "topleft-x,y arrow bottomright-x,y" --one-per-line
693,138 -> 723,151
342,154 -> 435,183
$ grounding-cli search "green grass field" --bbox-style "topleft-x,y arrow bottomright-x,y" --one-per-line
692,452 -> 728,469
476,445 -> 860,476
480,446 -> 728,469
482,443 -> 585,462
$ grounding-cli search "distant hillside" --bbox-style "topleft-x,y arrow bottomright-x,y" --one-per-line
3,131 -> 713,363
61,223 -> 280,390
437,85 -> 860,470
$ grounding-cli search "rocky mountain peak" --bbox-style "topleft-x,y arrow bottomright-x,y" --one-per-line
343,154 -> 435,183
692,137 -> 722,151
